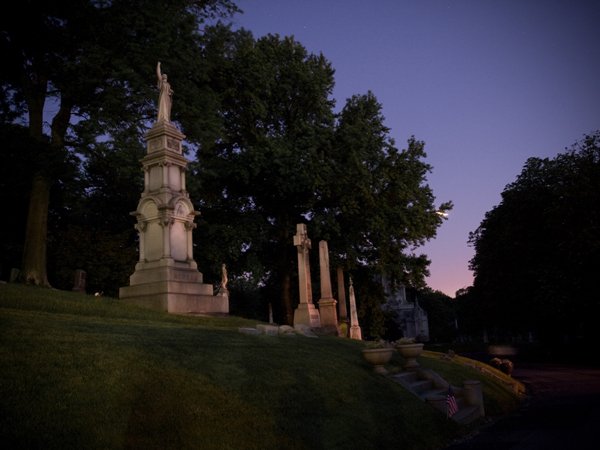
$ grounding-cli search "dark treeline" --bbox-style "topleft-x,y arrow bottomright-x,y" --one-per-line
457,132 -> 600,360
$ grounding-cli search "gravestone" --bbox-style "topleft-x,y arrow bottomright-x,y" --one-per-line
317,240 -> 339,334
292,224 -> 321,327
119,62 -> 227,314
348,276 -> 362,340
72,269 -> 86,293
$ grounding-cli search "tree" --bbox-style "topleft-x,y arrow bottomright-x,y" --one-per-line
190,27 -> 451,325
190,28 -> 336,323
312,93 -> 451,334
0,0 -> 238,285
417,288 -> 457,343
468,132 -> 600,346
316,93 -> 451,282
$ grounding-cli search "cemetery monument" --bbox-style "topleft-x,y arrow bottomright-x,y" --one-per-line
119,62 -> 228,314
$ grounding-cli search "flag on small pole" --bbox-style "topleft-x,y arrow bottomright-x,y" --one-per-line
447,386 -> 459,418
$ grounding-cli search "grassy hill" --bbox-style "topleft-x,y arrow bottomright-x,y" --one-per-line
0,283 -> 522,449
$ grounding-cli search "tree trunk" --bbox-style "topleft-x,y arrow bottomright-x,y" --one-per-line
21,173 -> 51,286
280,269 -> 293,325
19,73 -> 51,286
19,79 -> 71,286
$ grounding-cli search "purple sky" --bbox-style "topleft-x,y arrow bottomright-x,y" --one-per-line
230,0 -> 600,297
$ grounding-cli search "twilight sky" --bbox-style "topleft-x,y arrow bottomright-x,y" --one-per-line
230,0 -> 600,297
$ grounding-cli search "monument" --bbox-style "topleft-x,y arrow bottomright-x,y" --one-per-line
317,240 -> 339,334
119,62 -> 228,314
381,276 -> 429,341
348,276 -> 362,340
292,223 -> 321,328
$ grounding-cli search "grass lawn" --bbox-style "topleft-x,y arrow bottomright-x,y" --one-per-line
0,283 -> 522,449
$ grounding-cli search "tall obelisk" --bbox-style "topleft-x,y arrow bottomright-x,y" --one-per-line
317,240 -> 339,334
119,62 -> 227,314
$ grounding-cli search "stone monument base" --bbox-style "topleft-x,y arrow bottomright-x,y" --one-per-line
317,298 -> 340,335
120,260 -> 228,314
350,325 -> 362,340
293,302 -> 321,328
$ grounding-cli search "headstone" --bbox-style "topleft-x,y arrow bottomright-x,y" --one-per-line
348,276 -> 362,340
317,241 -> 339,335
292,224 -> 320,328
72,269 -> 86,293
119,62 -> 227,315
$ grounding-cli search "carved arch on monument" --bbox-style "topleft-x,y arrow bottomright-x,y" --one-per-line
169,197 -> 196,262
168,196 -> 196,219
138,199 -> 162,261
138,198 -> 160,220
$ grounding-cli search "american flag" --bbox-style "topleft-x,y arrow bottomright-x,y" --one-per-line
447,386 -> 459,418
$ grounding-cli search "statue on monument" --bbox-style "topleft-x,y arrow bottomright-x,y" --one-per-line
220,263 -> 228,291
156,61 -> 173,122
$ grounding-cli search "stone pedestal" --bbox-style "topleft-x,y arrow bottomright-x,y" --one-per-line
317,298 -> 339,334
293,302 -> 321,328
119,120 -> 227,314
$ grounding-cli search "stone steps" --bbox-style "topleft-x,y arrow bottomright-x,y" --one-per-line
390,369 -> 484,425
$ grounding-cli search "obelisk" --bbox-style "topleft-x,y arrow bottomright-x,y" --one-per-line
317,240 -> 339,334
348,276 -> 362,340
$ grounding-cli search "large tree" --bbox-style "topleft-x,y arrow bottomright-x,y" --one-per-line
0,0 -> 238,285
190,28 -> 336,323
467,131 -> 600,345
190,27 -> 451,325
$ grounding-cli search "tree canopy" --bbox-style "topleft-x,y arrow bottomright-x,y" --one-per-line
0,0 -> 238,285
466,131 -> 600,346
1,4 -> 451,333
188,26 -> 451,326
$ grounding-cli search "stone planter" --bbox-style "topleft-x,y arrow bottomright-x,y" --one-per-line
361,348 -> 394,374
396,343 -> 424,370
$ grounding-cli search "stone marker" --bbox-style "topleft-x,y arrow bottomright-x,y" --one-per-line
317,240 -> 339,334
348,276 -> 362,340
292,224 -> 321,327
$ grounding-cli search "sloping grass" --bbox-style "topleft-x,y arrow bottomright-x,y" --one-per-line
0,284 -> 520,449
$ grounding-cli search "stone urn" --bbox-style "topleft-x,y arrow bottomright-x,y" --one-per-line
362,348 -> 394,374
396,343 -> 424,370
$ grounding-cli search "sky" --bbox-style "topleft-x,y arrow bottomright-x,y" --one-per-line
230,0 -> 600,297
